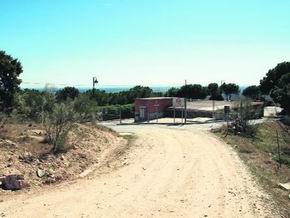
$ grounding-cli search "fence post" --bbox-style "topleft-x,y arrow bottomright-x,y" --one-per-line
119,107 -> 122,124
276,130 -> 282,169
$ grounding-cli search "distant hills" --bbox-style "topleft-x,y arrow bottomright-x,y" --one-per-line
21,86 -> 173,93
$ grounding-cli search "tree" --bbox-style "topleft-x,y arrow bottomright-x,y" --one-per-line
73,94 -> 96,121
165,87 -> 179,97
259,62 -> 290,115
14,89 -> 55,121
220,83 -> 240,101
0,50 -> 23,113
242,85 -> 260,100
270,73 -> 290,115
86,85 -> 153,105
127,86 -> 153,101
208,83 -> 223,100
56,86 -> 79,102
260,62 -> 290,94
177,84 -> 207,99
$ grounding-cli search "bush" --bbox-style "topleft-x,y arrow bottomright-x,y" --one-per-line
0,113 -> 8,138
228,100 -> 259,138
0,113 -> 7,128
56,86 -> 79,102
43,103 -> 79,153
96,104 -> 134,120
273,154 -> 290,167
73,95 -> 97,122
13,90 -> 55,122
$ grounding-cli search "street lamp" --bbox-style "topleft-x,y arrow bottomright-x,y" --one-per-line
93,77 -> 98,89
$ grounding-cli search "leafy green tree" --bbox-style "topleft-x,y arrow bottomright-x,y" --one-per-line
259,62 -> 290,115
270,73 -> 290,114
14,89 -> 55,121
177,84 -> 207,99
0,50 -> 23,113
242,85 -> 260,100
220,83 -> 240,101
56,86 -> 79,102
260,62 -> 290,94
73,94 -> 96,121
208,83 -> 223,100
85,89 -> 107,105
165,87 -> 179,97
127,86 -> 153,102
85,85 -> 153,106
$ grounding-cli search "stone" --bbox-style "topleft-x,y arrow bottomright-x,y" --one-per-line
278,183 -> 290,191
0,175 -> 29,190
19,152 -> 34,163
48,168 -> 55,175
2,140 -> 18,148
36,169 -> 46,178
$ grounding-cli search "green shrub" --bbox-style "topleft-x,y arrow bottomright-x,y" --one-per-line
73,95 -> 97,122
43,103 -> 79,153
228,100 -> 259,138
13,90 -> 55,122
273,154 -> 290,167
96,104 -> 134,120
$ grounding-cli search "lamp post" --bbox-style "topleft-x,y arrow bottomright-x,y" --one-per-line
93,77 -> 98,92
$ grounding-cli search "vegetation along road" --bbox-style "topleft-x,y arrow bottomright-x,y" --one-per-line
0,123 -> 279,217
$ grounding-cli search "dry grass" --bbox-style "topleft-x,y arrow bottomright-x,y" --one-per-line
215,121 -> 290,217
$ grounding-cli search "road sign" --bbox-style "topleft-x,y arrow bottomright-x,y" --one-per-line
173,98 -> 185,108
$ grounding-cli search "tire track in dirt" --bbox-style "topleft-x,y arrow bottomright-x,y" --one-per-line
0,125 -> 278,217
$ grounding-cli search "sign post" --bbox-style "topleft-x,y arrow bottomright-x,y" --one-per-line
184,98 -> 187,124
154,103 -> 160,123
173,98 -> 185,124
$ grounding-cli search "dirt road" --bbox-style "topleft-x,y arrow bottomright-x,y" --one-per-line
0,125 -> 277,217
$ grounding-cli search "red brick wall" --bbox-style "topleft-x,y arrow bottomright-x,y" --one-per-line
135,98 -> 173,114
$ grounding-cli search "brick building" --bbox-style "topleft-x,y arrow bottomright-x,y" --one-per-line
134,97 -> 173,122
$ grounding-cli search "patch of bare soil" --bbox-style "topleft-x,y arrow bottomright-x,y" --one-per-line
0,122 -> 127,193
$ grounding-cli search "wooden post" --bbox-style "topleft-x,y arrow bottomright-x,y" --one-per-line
173,107 -> 176,124
276,130 -> 282,169
212,100 -> 215,118
119,107 -> 122,124
181,109 -> 184,124
147,111 -> 149,123
184,98 -> 187,124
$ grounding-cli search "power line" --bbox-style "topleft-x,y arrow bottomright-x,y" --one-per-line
21,82 -> 90,87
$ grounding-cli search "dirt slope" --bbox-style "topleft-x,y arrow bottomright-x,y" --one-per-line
0,125 -> 278,217
0,123 -> 125,189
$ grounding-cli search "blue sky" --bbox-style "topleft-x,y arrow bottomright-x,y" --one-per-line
1,0 -> 290,88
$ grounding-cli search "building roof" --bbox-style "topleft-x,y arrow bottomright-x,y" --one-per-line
167,100 -> 263,112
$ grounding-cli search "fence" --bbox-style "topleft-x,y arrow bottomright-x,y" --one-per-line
95,104 -> 135,121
